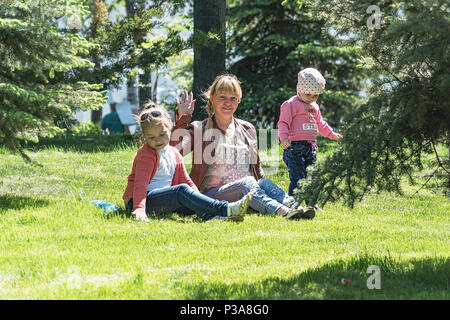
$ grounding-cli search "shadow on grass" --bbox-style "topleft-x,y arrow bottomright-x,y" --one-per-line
181,255 -> 449,300
21,134 -> 139,153
0,194 -> 50,213
107,208 -> 204,223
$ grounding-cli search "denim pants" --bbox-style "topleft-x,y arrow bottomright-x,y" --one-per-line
126,184 -> 229,221
203,176 -> 290,214
283,141 -> 317,196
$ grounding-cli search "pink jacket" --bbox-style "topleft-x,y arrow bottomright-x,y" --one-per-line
123,143 -> 198,216
277,95 -> 337,142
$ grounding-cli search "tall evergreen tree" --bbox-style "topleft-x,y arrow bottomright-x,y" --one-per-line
292,0 -> 450,206
192,0 -> 226,120
89,0 -> 110,124
125,0 -> 138,105
227,0 -> 365,127
125,0 -> 153,108
0,0 -> 188,160
0,0 -> 105,160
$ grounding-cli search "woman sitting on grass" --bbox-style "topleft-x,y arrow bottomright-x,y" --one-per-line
123,102 -> 252,222
171,73 -> 315,220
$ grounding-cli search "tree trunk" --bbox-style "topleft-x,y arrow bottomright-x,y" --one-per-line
126,0 -> 153,109
90,55 -> 103,124
126,0 -> 139,106
125,0 -> 137,15
193,0 -> 226,120
139,70 -> 152,108
152,67 -> 159,102
90,0 -> 104,124
127,75 -> 138,104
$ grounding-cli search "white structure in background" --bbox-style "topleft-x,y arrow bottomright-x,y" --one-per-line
74,84 -> 141,134
74,72 -> 179,134
72,3 -> 191,134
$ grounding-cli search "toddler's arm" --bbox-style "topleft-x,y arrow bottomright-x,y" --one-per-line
277,101 -> 293,145
331,133 -> 343,144
313,104 -> 341,142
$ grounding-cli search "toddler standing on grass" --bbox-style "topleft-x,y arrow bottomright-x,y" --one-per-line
277,68 -> 343,197
123,102 -> 252,222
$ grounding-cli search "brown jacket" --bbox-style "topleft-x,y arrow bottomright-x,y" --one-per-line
170,114 -> 265,188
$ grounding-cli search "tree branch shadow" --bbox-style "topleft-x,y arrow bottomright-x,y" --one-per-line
180,255 -> 449,300
0,194 -> 50,213
21,134 -> 138,153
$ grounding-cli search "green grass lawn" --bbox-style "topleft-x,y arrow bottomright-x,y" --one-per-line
0,135 -> 448,299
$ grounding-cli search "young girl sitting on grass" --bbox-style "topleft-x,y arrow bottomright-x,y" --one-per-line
123,102 -> 252,222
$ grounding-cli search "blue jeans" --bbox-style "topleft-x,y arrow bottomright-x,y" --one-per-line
203,176 -> 289,214
126,184 -> 229,221
283,141 -> 317,196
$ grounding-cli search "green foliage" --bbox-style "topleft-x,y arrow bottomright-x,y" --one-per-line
294,0 -> 450,207
0,0 -> 106,160
67,121 -> 103,136
154,10 -> 194,94
166,50 -> 194,94
75,1 -> 189,90
227,0 -> 367,127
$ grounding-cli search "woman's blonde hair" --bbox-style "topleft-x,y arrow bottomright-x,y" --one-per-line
137,100 -> 173,137
203,73 -> 242,116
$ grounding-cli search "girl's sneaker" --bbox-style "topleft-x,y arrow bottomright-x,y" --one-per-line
227,192 -> 253,221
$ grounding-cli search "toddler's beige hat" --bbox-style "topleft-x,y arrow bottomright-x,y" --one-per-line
297,68 -> 326,95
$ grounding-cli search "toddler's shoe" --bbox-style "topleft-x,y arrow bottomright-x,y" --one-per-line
283,208 -> 304,220
227,192 -> 253,221
283,206 -> 316,220
298,206 -> 316,219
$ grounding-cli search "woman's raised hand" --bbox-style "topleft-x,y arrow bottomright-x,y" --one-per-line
176,90 -> 195,116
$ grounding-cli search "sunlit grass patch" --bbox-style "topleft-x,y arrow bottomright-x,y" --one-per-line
0,135 -> 448,299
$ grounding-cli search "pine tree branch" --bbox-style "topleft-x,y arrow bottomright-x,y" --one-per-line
0,70 -> 14,82
432,140 -> 449,175
411,140 -> 448,195
370,54 -> 404,85
413,166 -> 439,196
425,61 -> 436,72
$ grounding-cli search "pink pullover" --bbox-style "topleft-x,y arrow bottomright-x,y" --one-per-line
277,95 -> 337,142
123,143 -> 198,217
